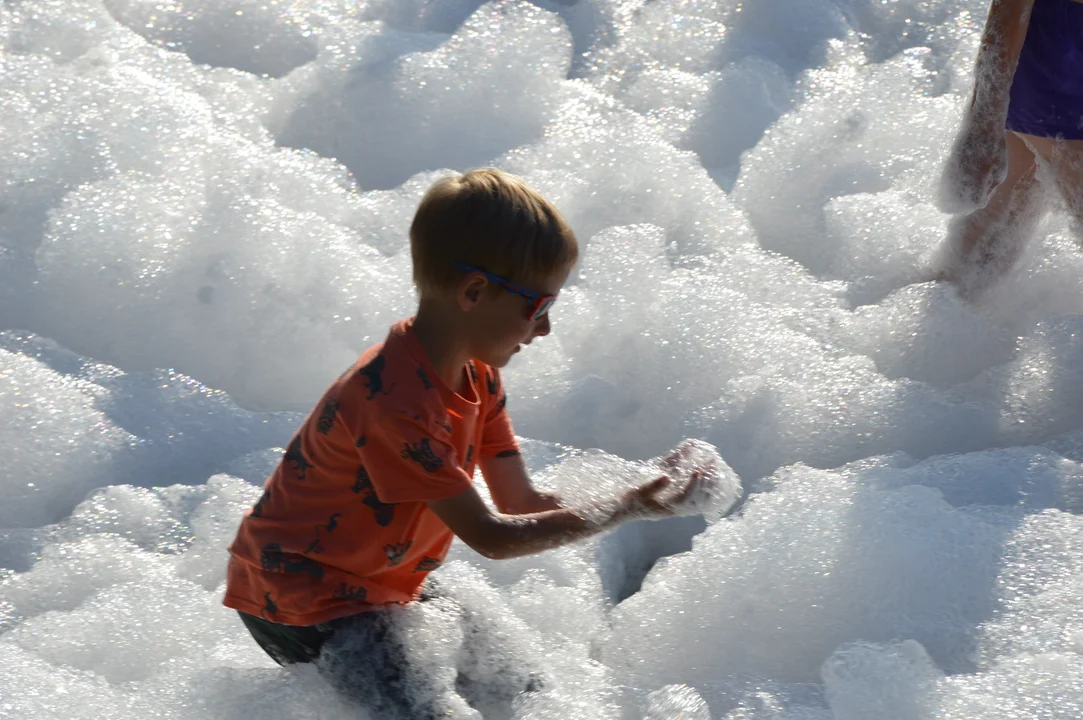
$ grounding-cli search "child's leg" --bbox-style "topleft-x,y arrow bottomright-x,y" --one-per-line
1048,138 -> 1083,234
450,601 -> 545,717
935,131 -> 1048,295
238,586 -> 540,717
417,574 -> 544,714
318,608 -> 460,720
238,607 -> 460,718
417,576 -> 544,716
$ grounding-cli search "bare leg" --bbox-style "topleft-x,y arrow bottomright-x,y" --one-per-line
1048,138 -> 1083,236
935,131 -> 1048,296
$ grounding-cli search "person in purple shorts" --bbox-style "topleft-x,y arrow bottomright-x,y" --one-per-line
935,0 -> 1083,295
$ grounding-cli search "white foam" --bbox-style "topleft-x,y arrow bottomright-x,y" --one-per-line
1,0 -> 122,63
643,684 -> 712,720
821,640 -> 942,720
606,461 -> 1015,689
103,0 -> 319,77
732,41 -> 957,278
270,0 -> 574,191
34,172 -> 414,409
5,0 -> 1083,717
840,282 -> 1013,387
0,349 -> 131,528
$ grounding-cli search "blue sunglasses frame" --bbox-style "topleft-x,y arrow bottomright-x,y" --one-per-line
457,263 -> 556,321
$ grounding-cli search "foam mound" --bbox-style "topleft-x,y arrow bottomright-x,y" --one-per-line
4,0 -> 1083,717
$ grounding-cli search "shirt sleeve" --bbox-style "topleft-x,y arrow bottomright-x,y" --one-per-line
479,367 -> 520,458
359,409 -> 473,504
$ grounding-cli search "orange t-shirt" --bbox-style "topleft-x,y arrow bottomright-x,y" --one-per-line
223,318 -> 519,625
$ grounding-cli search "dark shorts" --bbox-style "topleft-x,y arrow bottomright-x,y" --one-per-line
239,608 -> 436,719
237,584 -> 541,719
1006,0 -> 1083,139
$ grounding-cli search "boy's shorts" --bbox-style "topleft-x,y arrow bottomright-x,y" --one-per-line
239,608 -> 435,719
237,581 -> 542,719
1006,0 -> 1083,140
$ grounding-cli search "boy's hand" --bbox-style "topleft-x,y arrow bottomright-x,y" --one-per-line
660,443 -> 692,472
662,441 -> 719,479
620,472 -> 705,520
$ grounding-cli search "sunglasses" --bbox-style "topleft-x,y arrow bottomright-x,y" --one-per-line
457,263 -> 557,321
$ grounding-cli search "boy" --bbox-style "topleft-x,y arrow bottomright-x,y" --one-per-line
223,168 -> 701,718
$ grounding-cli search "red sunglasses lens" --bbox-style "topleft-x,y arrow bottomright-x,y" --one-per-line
530,296 -> 556,321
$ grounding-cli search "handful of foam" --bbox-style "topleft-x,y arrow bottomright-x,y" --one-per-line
542,439 -> 742,522
650,438 -> 743,520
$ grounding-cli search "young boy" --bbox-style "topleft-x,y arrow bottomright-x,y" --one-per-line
223,168 -> 701,718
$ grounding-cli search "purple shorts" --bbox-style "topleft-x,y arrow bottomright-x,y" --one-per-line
1006,0 -> 1083,139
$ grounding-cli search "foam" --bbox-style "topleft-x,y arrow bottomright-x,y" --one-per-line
821,640 -> 943,720
863,446 -> 1083,511
0,331 -> 302,498
983,316 -> 1083,445
0,348 -> 131,528
33,169 -> 415,409
591,0 -> 829,176
1,0 -> 122,63
606,461 -> 1016,690
971,509 -> 1083,665
933,652 -> 1083,719
981,222 -> 1083,331
822,190 -> 947,303
840,281 -> 1014,387
270,0 -> 574,191
103,0 -> 319,77
503,223 -> 838,463
817,506 -> 1083,718
5,573 -> 232,682
732,41 -> 957,278
5,0 -> 1083,718
642,684 -> 712,720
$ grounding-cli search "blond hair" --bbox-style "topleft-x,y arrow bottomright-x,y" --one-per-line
409,168 -> 578,297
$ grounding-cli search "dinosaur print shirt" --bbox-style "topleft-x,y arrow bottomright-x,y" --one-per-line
223,318 -> 519,625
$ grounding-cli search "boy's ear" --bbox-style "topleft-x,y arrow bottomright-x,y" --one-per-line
457,274 -> 488,312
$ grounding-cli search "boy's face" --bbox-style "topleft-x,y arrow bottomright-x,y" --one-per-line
466,264 -> 572,368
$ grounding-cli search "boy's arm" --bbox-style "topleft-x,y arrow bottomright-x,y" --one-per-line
477,452 -> 561,515
427,473 -> 700,560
